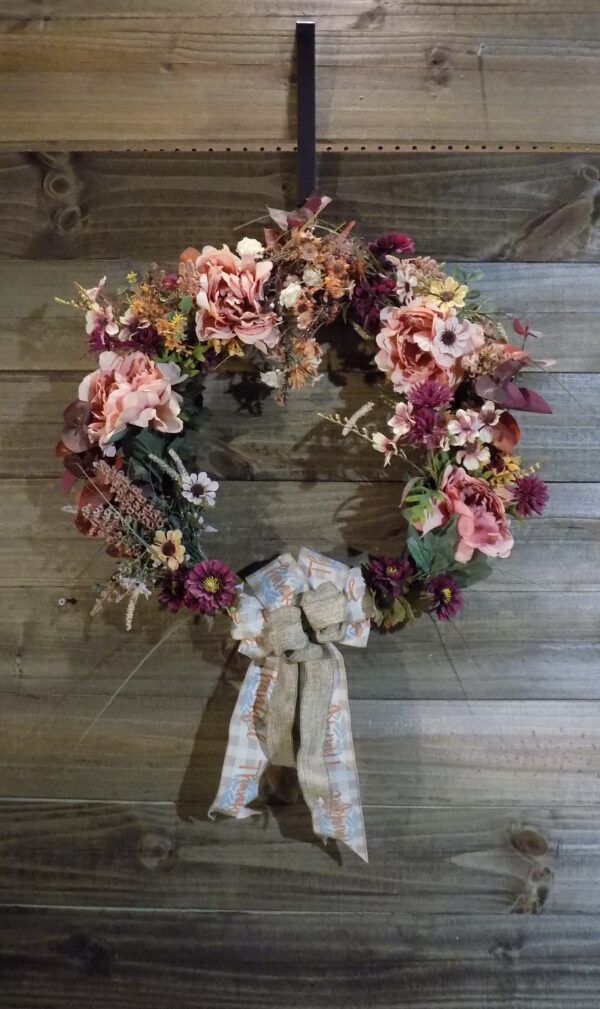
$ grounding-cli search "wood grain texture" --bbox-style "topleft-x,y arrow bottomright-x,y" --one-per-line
2,909 -> 599,1009
3,585 -> 599,702
0,801 -> 598,912
1,694 -> 599,804
0,3 -> 599,148
3,153 -> 600,262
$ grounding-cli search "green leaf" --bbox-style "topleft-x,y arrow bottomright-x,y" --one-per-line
179,294 -> 193,314
104,428 -> 127,447
451,552 -> 493,587
192,343 -> 206,361
401,480 -> 444,527
407,530 -> 433,572
427,518 -> 459,574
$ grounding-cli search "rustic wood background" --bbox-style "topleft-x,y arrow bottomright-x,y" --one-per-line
1,1 -> 600,150
1,2 -> 600,1004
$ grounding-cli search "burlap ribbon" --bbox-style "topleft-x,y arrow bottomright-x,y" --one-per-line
209,548 -> 370,861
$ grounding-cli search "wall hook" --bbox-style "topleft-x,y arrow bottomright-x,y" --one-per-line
296,20 -> 316,205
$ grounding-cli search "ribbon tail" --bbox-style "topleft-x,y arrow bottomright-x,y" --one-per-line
297,644 -> 368,862
209,659 -> 279,822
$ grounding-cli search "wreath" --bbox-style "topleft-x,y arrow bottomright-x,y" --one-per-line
56,195 -> 553,860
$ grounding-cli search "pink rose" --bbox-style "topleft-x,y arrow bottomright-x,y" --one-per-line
375,304 -> 456,392
436,465 -> 514,563
179,245 -> 280,353
78,351 -> 185,447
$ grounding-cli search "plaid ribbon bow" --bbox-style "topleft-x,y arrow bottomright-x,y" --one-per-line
209,548 -> 371,861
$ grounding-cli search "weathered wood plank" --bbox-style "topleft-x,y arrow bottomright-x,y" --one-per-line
1,259 -> 598,371
7,0 -> 600,15
1,908 -> 599,1009
2,586 -> 598,702
0,479 -> 597,587
3,369 -> 597,481
0,801 -> 598,912
0,697 -> 599,804
3,153 -> 600,262
0,6 -> 599,148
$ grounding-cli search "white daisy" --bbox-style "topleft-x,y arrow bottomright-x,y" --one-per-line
182,472 -> 219,507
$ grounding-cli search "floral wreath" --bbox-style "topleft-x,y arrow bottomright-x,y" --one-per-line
57,195 -> 553,859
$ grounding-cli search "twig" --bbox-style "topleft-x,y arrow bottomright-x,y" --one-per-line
72,614 -> 193,750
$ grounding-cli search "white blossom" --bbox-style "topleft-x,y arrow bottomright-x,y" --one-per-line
302,265 -> 322,288
236,237 -> 264,259
279,280 -> 303,308
260,369 -> 285,389
182,472 -> 219,507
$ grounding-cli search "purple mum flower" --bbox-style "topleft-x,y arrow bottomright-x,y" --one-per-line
185,559 -> 237,616
157,568 -> 188,613
510,474 -> 549,517
369,232 -> 415,263
408,379 -> 453,410
426,574 -> 463,621
407,406 -> 447,450
351,275 -> 396,333
364,555 -> 413,602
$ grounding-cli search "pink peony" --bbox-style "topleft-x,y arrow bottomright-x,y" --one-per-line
436,465 -> 514,563
375,304 -> 457,392
179,245 -> 280,353
78,351 -> 185,447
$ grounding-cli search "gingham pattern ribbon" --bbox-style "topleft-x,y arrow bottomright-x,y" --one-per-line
209,548 -> 370,861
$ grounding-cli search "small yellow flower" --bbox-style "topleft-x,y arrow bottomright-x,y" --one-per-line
149,529 -> 186,571
425,276 -> 468,312
489,454 -> 523,488
126,270 -> 138,285
226,339 -> 245,358
157,313 -> 189,353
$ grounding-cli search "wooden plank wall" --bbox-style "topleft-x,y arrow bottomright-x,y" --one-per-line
0,2 -> 600,1000
1,1 -> 600,150
0,147 -> 599,1007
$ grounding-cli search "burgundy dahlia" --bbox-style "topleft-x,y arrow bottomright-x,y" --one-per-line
157,568 -> 188,613
510,474 -> 549,517
426,574 -> 463,621
120,324 -> 162,356
407,406 -> 446,450
408,379 -> 453,410
351,275 -> 396,333
369,232 -> 415,264
364,555 -> 413,602
184,559 -> 237,616
160,272 -> 179,291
